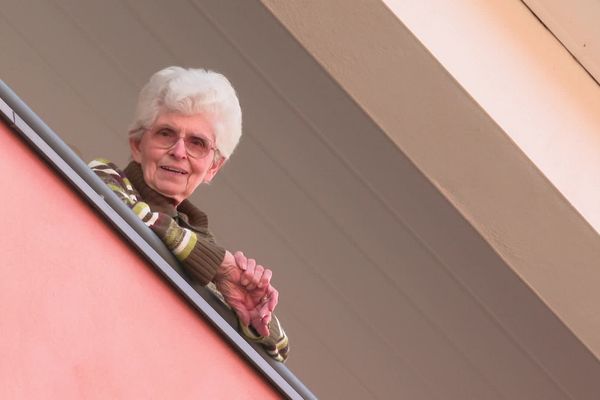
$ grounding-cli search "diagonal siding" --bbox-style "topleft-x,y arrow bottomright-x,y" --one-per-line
2,0 -> 598,398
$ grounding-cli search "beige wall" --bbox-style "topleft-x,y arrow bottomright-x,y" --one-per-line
523,0 -> 600,84
384,0 -> 600,235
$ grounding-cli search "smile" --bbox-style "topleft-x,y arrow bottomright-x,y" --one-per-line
160,166 -> 188,175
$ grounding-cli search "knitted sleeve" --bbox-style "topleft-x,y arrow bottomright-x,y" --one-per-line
89,158 -> 225,285
205,282 -> 290,362
90,158 -> 288,361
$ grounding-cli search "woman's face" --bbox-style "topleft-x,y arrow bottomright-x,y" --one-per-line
129,110 -> 224,204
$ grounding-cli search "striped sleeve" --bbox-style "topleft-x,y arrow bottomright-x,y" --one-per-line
90,159 -> 288,360
239,315 -> 290,362
89,158 -> 224,285
89,158 -> 139,206
206,282 -> 290,362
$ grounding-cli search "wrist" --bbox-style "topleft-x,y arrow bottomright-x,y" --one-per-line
214,250 -> 234,283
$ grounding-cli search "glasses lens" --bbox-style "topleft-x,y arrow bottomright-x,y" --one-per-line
185,135 -> 211,158
150,129 -> 212,158
152,129 -> 177,148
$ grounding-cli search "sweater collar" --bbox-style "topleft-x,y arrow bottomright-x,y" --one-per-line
124,161 -> 208,228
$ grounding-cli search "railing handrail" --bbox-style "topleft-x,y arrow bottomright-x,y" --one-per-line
0,80 -> 316,400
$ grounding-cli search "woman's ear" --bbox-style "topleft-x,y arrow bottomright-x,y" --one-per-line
203,156 -> 226,183
129,136 -> 143,163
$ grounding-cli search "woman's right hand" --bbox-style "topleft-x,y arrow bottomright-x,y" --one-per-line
233,251 -> 273,290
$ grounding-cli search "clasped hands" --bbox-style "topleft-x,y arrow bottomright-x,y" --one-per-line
214,250 -> 279,337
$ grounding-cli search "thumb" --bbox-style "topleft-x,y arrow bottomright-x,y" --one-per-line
253,318 -> 270,337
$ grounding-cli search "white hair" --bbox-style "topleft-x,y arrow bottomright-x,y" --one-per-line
129,66 -> 242,159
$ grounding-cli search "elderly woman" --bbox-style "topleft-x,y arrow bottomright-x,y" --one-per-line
90,67 -> 288,361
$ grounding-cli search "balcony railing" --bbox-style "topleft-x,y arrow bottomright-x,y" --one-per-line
0,80 -> 316,400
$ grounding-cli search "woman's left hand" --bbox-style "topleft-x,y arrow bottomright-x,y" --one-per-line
214,251 -> 279,337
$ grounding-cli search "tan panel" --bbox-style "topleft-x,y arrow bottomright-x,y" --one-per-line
523,0 -> 600,83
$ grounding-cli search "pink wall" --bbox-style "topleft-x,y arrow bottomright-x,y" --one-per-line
0,120 -> 281,399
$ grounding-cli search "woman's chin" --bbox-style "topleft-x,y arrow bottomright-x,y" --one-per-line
155,184 -> 185,202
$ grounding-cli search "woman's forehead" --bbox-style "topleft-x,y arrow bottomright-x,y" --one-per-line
152,111 -> 215,140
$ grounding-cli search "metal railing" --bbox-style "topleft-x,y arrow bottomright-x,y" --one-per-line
0,80 -> 316,400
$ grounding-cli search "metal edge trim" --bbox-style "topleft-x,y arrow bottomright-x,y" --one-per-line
0,80 -> 315,400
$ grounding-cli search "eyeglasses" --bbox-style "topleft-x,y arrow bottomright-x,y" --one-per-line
148,127 -> 218,159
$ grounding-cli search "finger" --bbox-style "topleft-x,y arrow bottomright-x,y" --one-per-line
247,264 -> 264,291
258,303 -> 272,323
267,287 -> 279,312
262,312 -> 272,327
253,315 -> 270,337
258,268 -> 272,289
254,323 -> 269,337
241,258 -> 256,286
234,251 -> 247,271
261,312 -> 272,336
242,258 -> 257,288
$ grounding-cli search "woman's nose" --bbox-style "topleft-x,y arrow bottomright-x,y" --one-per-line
169,137 -> 188,158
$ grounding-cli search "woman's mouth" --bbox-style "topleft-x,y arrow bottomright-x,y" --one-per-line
160,166 -> 188,175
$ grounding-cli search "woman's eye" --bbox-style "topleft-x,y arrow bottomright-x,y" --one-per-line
158,129 -> 174,138
189,136 -> 208,149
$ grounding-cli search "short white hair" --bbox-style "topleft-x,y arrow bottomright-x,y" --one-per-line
129,66 -> 242,159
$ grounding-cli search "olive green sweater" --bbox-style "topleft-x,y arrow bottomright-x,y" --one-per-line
90,158 -> 288,362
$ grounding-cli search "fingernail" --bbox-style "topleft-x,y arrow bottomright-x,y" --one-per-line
241,278 -> 249,285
